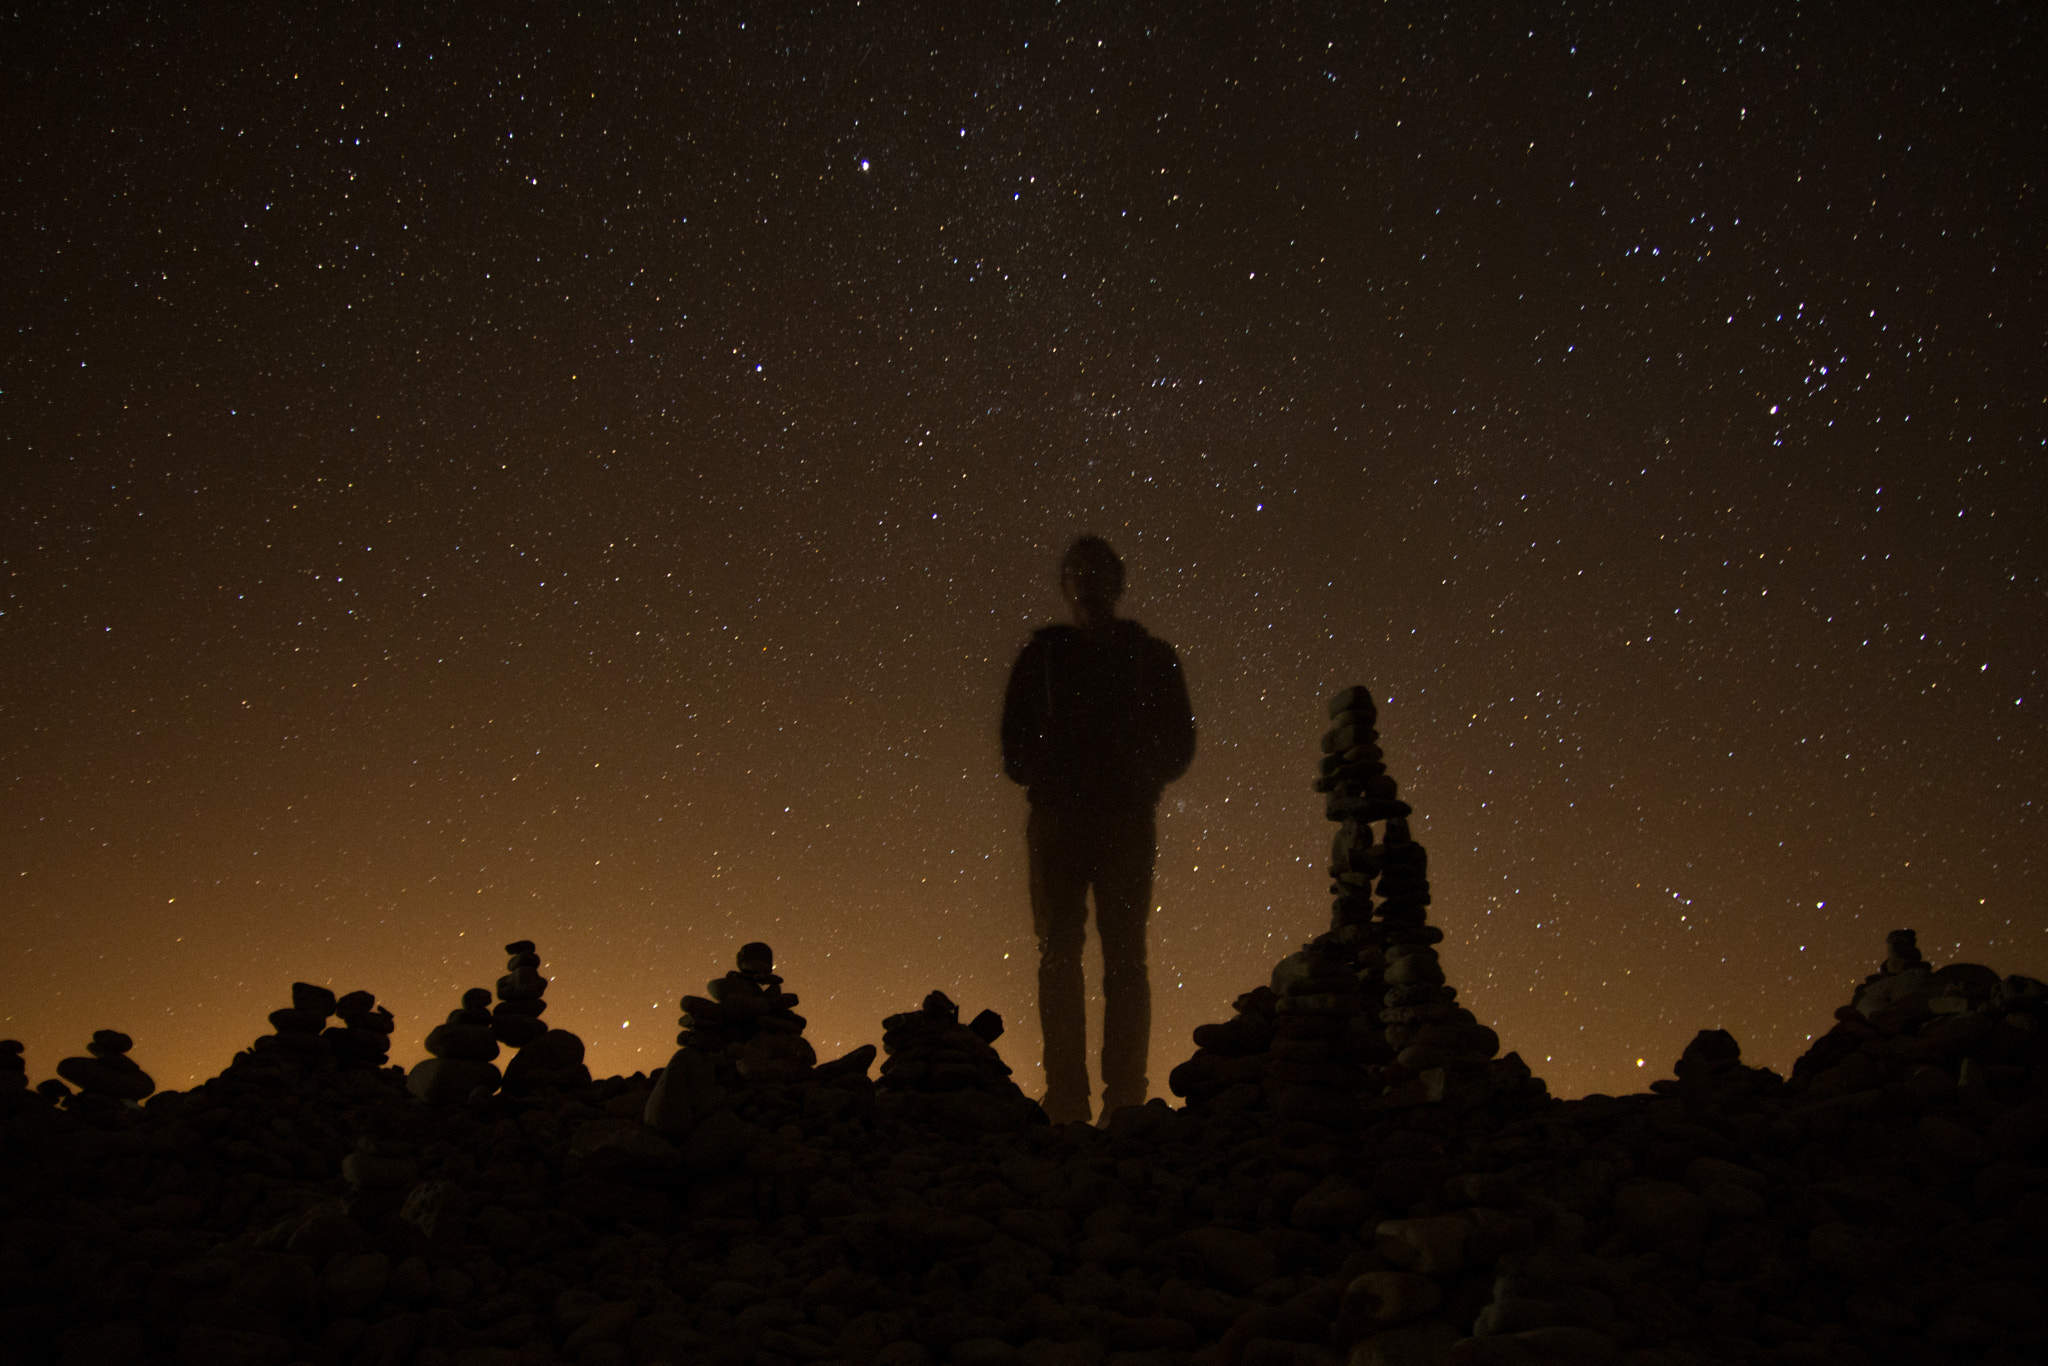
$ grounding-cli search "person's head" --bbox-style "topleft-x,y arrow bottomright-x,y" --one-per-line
1060,535 -> 1125,624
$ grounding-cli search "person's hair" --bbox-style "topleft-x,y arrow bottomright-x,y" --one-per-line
1060,535 -> 1125,602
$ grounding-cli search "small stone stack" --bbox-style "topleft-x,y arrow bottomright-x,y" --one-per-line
491,939 -> 551,1048
224,983 -> 392,1076
672,941 -> 817,1084
53,1029 -> 155,1110
408,986 -> 502,1104
244,982 -> 344,1066
874,990 -> 1042,1131
493,940 -> 590,1093
1172,685 -> 1542,1124
1793,927 -> 2045,1095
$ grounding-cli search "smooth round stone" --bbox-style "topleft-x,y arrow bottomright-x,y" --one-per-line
406,1056 -> 500,1104
496,968 -> 547,1001
491,1014 -> 549,1048
291,983 -> 338,1017
56,1055 -> 155,1100
423,1022 -> 500,1062
269,1007 -> 329,1035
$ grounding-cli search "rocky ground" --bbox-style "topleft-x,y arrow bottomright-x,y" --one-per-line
7,926 -> 2043,1366
5,689 -> 2042,1366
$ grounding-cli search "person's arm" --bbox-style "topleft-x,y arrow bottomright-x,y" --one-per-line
1000,639 -> 1046,787
1146,640 -> 1197,786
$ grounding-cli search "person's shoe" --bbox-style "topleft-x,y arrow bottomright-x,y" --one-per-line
1097,1085 -> 1148,1124
1040,1092 -> 1092,1125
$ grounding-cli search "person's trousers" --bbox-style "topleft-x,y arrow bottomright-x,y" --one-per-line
1027,802 -> 1155,1121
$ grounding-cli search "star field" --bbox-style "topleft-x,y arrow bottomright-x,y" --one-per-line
3,3 -> 2042,1102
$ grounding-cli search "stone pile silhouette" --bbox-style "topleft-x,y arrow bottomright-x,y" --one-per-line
52,1027 -> 155,1114
408,984 -> 502,1104
875,989 -> 1044,1133
407,942 -> 590,1104
1171,686 -> 1542,1133
498,942 -> 590,1094
2,683 -> 2044,1366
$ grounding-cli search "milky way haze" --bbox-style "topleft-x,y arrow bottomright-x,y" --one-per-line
4,4 -> 2041,1102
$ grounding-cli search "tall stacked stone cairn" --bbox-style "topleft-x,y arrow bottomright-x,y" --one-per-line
495,940 -> 591,1093
1169,684 -> 1544,1131
51,1029 -> 155,1115
874,989 -> 1045,1132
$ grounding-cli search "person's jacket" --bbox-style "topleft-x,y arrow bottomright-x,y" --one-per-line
1001,619 -> 1196,809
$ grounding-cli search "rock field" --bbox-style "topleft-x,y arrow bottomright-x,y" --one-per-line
3,688 -> 2042,1366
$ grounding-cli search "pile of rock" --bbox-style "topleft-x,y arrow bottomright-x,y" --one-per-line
327,989 -> 397,1067
51,1028 -> 155,1112
221,982 -> 395,1082
495,941 -> 589,1094
1172,685 -> 1540,1129
1793,926 -> 2045,1101
876,989 -> 1044,1131
408,986 -> 501,1104
672,940 -> 818,1084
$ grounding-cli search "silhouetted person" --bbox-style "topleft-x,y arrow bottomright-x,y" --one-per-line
1002,536 -> 1195,1124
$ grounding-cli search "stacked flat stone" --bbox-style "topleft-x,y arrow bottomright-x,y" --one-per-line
54,1028 -> 155,1107
493,939 -> 590,1093
1173,685 -> 1542,1122
673,941 -> 817,1084
408,986 -> 502,1104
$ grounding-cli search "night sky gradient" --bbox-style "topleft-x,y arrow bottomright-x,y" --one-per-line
5,3 -> 2042,1103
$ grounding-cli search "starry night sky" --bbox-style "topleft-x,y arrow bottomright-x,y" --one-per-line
5,3 -> 2042,1103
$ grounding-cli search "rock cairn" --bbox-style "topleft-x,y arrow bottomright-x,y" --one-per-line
1171,685 -> 1543,1131
52,1029 -> 155,1111
329,989 -> 397,1067
1794,925 -> 2045,1098
408,985 -> 502,1104
495,941 -> 590,1094
876,989 -> 1044,1132
491,938 -> 551,1047
672,940 -> 818,1084
223,982 -> 394,1082
648,943 -> 885,1141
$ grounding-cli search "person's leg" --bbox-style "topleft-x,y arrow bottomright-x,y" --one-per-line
1094,805 -> 1156,1116
1028,804 -> 1092,1123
